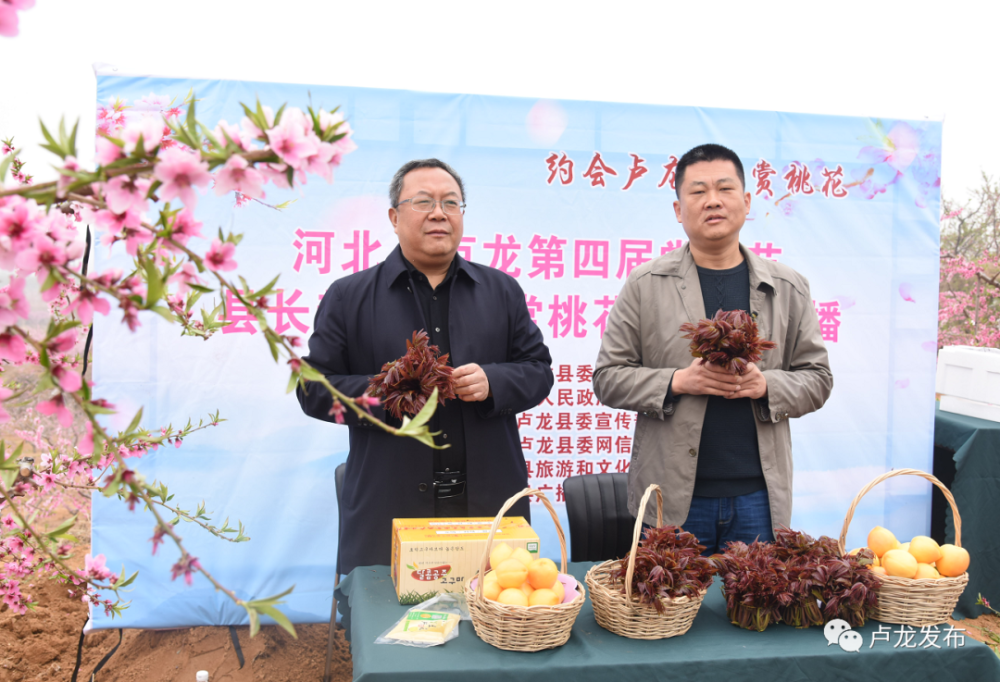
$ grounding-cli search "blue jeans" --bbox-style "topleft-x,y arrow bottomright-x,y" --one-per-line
643,488 -> 775,555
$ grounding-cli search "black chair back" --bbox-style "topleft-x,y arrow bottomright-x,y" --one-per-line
334,462 -> 346,506
563,473 -> 636,562
334,462 -> 346,575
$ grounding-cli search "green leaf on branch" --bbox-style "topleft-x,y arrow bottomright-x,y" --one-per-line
273,199 -> 298,211
46,514 -> 77,540
114,569 -> 139,590
254,275 -> 281,300
38,119 -> 62,158
142,259 -> 164,308
0,149 -> 19,181
125,407 -> 144,435
397,389 -> 444,449
243,585 -> 297,639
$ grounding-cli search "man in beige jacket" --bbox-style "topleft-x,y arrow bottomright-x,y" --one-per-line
593,143 -> 833,553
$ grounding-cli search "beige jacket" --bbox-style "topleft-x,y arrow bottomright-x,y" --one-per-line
593,243 -> 833,529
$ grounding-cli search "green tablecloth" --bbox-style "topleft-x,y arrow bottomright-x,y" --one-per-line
935,405 -> 1000,618
336,564 -> 1000,682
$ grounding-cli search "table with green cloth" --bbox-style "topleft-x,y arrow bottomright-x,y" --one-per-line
934,405 -> 1000,618
334,564 -> 1000,682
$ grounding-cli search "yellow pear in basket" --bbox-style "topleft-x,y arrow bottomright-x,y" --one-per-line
497,588 -> 529,606
914,563 -> 940,580
510,547 -> 534,567
527,558 -> 559,590
489,543 -> 513,571
518,581 -> 535,598
908,536 -> 942,564
936,544 -> 970,577
867,526 -> 901,558
483,579 -> 502,601
900,542 -> 910,554
882,549 -> 918,578
870,566 -> 888,576
495,559 -> 529,589
551,578 -> 566,602
528,589 -> 561,606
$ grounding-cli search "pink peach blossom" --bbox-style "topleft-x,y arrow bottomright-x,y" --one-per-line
76,421 -> 94,456
214,155 -> 265,199
204,239 -> 237,271
56,156 -> 80,198
0,332 -> 25,363
266,108 -> 320,169
154,148 -> 211,209
122,117 -> 165,156
0,276 -> 30,326
52,365 -> 83,393
105,175 -> 151,215
168,262 -> 203,294
68,289 -> 111,326
36,394 -> 74,428
95,137 -> 124,166
167,209 -> 202,247
15,236 -> 67,278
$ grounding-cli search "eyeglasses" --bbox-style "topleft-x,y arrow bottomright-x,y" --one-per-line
396,197 -> 466,215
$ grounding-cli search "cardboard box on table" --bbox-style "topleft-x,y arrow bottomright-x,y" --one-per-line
936,346 -> 1000,422
391,517 -> 539,604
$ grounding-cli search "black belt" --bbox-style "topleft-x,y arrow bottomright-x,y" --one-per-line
433,471 -> 466,499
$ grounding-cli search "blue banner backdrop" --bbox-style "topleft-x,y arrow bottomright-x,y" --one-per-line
91,74 -> 942,629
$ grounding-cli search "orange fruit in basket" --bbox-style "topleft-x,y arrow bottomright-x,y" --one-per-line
908,536 -> 942,564
497,588 -> 529,606
527,558 -> 559,590
936,544 -> 970,577
882,549 -> 918,578
867,527 -> 900,558
495,558 -> 529,589
914,563 -> 940,580
489,543 -> 513,570
518,581 -> 535,598
870,566 -> 888,576
511,547 -> 534,567
528,589 -> 560,606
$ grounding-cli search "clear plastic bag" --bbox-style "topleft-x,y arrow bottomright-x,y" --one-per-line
374,593 -> 469,648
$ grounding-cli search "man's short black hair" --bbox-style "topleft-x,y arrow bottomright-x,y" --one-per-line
674,144 -> 745,197
389,158 -> 465,208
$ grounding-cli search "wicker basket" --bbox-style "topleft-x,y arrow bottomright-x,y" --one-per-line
585,484 -> 708,639
465,488 -> 586,652
838,468 -> 969,627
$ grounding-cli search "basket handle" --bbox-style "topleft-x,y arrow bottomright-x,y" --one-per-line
837,468 -> 962,555
473,488 -> 568,602
624,484 -> 663,602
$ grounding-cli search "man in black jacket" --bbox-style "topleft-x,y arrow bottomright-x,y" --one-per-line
297,159 -> 553,574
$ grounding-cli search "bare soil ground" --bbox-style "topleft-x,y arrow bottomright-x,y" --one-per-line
0,513 -> 352,681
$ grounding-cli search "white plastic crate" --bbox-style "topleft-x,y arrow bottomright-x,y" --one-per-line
935,345 -> 1000,422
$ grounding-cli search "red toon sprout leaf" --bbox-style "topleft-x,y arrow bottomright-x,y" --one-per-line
366,330 -> 457,420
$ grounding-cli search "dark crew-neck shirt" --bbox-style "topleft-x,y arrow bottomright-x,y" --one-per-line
400,255 -> 467,475
691,260 -> 767,498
